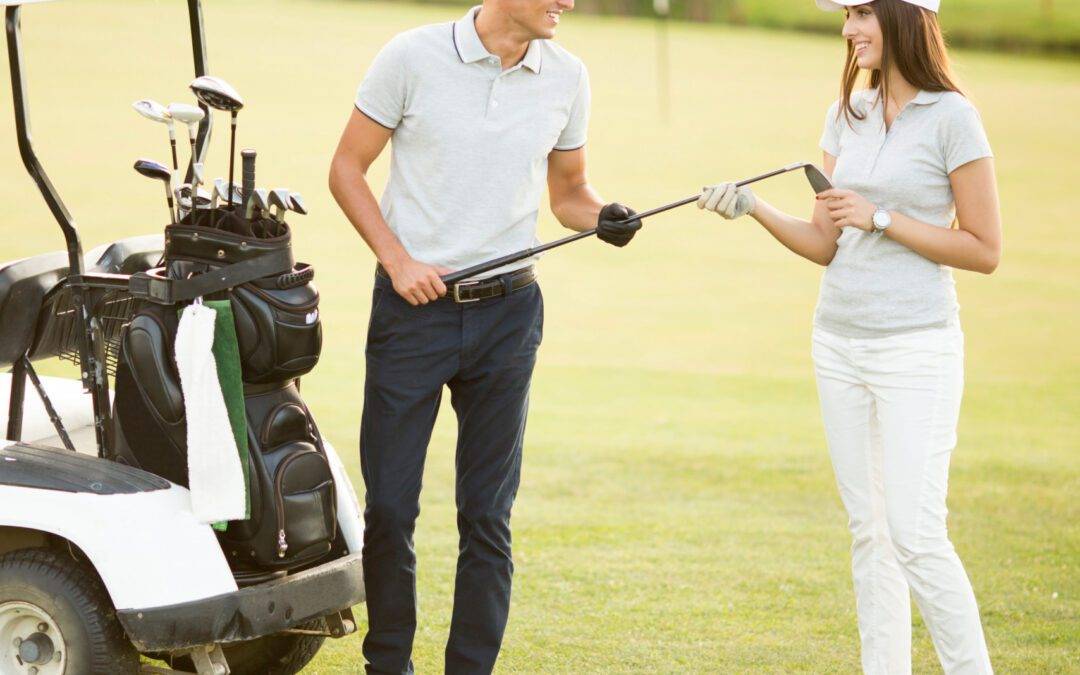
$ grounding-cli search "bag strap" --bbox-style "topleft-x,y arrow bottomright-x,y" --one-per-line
129,248 -> 295,305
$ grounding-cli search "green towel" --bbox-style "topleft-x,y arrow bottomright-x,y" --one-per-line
205,300 -> 251,529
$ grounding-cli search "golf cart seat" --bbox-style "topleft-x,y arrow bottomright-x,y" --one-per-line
84,233 -> 164,275
0,250 -> 69,369
0,235 -> 164,370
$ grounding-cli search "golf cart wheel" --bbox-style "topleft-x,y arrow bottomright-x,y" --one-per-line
0,548 -> 138,674
164,618 -> 327,675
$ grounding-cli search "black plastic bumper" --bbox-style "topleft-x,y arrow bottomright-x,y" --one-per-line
116,552 -> 365,652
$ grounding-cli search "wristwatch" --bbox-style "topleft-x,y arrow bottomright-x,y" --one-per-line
872,207 -> 892,233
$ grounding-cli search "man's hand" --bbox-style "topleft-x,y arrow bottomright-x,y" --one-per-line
596,203 -> 642,247
385,256 -> 451,306
817,188 -> 875,232
698,183 -> 755,219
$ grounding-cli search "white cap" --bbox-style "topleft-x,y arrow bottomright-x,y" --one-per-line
816,0 -> 940,13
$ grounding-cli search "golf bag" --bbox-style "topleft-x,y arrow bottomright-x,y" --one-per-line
111,210 -> 337,575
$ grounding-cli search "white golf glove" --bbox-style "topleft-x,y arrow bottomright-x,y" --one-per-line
698,182 -> 756,219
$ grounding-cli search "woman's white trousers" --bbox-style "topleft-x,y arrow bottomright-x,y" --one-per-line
812,326 -> 991,674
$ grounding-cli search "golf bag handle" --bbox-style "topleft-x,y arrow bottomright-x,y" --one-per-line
441,162 -> 826,285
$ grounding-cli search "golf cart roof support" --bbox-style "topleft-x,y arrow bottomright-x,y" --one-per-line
5,3 -> 83,277
4,0 -> 213,459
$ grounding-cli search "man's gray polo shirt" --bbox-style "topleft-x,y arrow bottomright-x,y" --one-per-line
355,6 -> 590,276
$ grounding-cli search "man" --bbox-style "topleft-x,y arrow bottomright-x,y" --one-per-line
329,1 -> 641,672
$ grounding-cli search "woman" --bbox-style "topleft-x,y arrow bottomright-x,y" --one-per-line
699,0 -> 1000,672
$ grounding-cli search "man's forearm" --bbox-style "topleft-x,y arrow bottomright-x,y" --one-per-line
551,182 -> 604,232
328,157 -> 411,271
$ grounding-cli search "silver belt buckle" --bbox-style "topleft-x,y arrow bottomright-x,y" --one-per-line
452,280 -> 482,303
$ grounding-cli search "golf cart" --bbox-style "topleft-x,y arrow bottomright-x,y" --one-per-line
0,1 -> 365,673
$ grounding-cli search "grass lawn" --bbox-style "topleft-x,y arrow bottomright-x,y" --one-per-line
1,0 -> 1077,671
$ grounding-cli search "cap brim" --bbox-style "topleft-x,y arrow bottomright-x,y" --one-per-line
815,0 -> 862,10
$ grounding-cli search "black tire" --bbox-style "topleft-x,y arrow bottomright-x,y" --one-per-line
162,618 -> 327,675
0,547 -> 139,674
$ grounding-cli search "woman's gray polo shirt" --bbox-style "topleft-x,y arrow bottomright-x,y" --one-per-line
355,6 -> 590,277
816,89 -> 993,338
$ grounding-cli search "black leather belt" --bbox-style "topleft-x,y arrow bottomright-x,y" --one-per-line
376,264 -> 536,304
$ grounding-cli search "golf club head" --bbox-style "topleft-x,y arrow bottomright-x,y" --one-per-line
214,178 -> 230,204
175,184 -> 211,202
133,158 -> 171,182
253,188 -> 270,213
168,102 -> 205,139
132,99 -> 171,124
803,164 -> 833,194
189,75 -> 244,111
288,192 -> 307,215
246,188 -> 269,219
269,188 -> 291,212
167,102 -> 204,125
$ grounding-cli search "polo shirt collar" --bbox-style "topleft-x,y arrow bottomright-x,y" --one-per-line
453,6 -> 543,73
911,90 -> 946,105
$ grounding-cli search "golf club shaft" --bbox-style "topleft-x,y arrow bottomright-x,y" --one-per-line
164,183 -> 176,225
441,164 -> 810,285
228,112 -> 238,207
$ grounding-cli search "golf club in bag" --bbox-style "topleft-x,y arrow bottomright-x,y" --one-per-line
441,162 -> 832,285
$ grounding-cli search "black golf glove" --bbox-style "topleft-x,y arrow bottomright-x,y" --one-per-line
596,203 -> 642,248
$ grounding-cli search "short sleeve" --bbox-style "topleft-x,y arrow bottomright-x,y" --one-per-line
554,63 -> 591,151
819,99 -> 842,157
355,35 -> 410,130
941,101 -> 993,174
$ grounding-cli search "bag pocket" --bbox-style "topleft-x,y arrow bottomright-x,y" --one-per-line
232,269 -> 322,383
272,448 -> 337,561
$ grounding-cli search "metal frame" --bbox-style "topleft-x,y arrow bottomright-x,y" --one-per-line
4,0 -> 212,456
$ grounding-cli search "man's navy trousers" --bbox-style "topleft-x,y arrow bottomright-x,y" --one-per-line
360,270 -> 543,675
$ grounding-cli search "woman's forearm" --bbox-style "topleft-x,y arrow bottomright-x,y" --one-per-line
750,198 -> 839,266
884,212 -> 1000,274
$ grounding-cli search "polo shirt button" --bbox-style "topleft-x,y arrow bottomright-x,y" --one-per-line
491,100 -> 499,108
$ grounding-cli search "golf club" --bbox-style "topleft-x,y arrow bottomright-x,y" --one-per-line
241,148 -> 256,218
269,188 -> 291,223
167,102 -> 205,171
132,99 -> 177,183
288,191 -> 307,216
189,76 -> 244,206
441,162 -> 832,285
191,161 -> 206,209
245,187 -> 269,220
175,184 -> 211,219
133,158 -> 176,224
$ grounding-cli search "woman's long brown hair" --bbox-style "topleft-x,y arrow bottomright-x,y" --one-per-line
840,0 -> 961,125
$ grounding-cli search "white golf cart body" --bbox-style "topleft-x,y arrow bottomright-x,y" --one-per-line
0,372 -> 365,652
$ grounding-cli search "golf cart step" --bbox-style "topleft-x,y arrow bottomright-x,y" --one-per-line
0,442 -> 170,494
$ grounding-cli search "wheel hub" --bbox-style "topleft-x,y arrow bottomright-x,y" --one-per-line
0,602 -> 66,674
18,633 -> 54,665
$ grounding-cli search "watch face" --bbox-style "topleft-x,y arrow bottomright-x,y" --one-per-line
873,210 -> 891,230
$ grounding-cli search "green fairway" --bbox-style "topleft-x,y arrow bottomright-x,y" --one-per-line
1,0 -> 1077,671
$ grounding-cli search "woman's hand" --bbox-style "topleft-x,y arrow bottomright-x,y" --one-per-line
818,188 -> 876,231
698,183 -> 756,220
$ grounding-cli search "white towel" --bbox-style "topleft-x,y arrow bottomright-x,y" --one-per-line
174,303 -> 246,523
